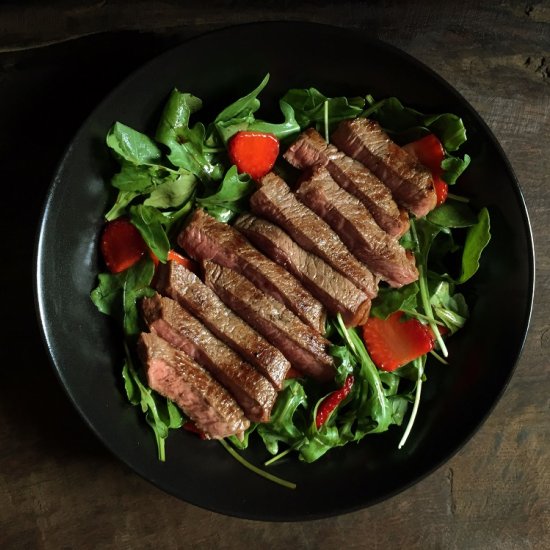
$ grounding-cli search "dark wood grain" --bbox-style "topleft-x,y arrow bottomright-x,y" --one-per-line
1,1 -> 548,548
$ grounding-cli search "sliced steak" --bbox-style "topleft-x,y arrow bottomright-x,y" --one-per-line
177,208 -> 326,333
284,128 -> 409,237
156,260 -> 290,389
203,261 -> 335,382
296,165 -> 418,287
235,214 -> 371,326
250,172 -> 379,298
331,118 -> 437,217
141,293 -> 277,423
137,332 -> 249,439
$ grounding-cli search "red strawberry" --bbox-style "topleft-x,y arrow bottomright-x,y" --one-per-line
403,134 -> 445,173
433,175 -> 449,206
100,218 -> 147,273
167,249 -> 197,272
362,311 -> 435,372
404,134 -> 448,206
228,131 -> 279,180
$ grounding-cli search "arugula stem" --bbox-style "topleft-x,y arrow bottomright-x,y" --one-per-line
400,309 -> 445,326
398,357 -> 424,449
324,100 -> 329,142
219,440 -> 296,490
429,349 -> 449,365
156,435 -> 166,462
264,446 -> 294,466
447,192 -> 470,203
410,221 -> 449,357
336,314 -> 388,420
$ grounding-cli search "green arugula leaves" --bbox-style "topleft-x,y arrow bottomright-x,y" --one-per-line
92,76 -> 491,470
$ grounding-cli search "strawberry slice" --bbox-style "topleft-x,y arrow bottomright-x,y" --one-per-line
100,218 -> 147,273
433,175 -> 449,206
228,131 -> 279,180
404,134 -> 448,206
403,134 -> 445,173
167,249 -> 197,272
362,311 -> 435,372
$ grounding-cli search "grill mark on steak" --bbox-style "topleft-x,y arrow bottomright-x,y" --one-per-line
137,332 -> 250,439
331,118 -> 437,217
296,165 -> 418,288
203,261 -> 335,382
250,172 -> 379,299
234,213 -> 371,326
156,260 -> 290,390
141,294 -> 277,423
284,128 -> 409,237
177,208 -> 326,333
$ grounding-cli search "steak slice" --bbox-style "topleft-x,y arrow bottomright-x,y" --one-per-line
178,208 -> 326,333
284,128 -> 409,237
331,118 -> 437,217
203,261 -> 335,382
141,294 -> 277,423
156,260 -> 290,390
137,332 -> 250,439
250,173 -> 379,299
296,166 -> 418,288
234,214 -> 371,326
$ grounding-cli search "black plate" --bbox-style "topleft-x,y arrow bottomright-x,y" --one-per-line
35,22 -> 534,520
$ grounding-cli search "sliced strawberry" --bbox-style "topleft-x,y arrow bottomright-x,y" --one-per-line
100,218 -> 147,273
228,131 -> 279,180
403,134 -> 445,174
167,249 -> 198,272
404,134 -> 448,206
362,311 -> 435,372
433,174 -> 448,206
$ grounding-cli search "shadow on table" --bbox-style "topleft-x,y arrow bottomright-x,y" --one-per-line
0,30 -> 189,464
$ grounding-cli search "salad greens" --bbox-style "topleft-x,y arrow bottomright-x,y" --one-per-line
91,74 -> 490,484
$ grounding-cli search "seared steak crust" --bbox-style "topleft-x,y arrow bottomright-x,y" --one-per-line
137,332 -> 250,439
332,118 -> 437,217
235,214 -> 371,326
177,209 -> 326,333
142,294 -> 277,423
156,261 -> 290,390
296,166 -> 418,288
203,261 -> 335,382
250,173 -> 379,298
284,128 -> 409,237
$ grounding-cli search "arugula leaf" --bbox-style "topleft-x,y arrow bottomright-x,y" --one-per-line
105,190 -> 139,221
441,153 -> 471,185
106,122 -> 163,165
129,205 -> 171,263
215,74 -> 269,124
156,89 -> 224,182
429,280 -> 469,334
143,172 -> 196,209
90,257 -> 155,335
282,87 -> 365,132
456,207 -> 491,283
212,74 -> 301,143
371,283 -> 419,319
247,100 -> 300,140
196,165 -> 255,222
122,354 -> 183,461
256,379 -> 308,455
427,201 -> 478,228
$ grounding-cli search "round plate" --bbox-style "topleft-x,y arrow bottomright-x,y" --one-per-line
35,22 -> 534,520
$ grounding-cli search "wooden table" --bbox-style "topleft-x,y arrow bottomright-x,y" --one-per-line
1,2 -> 548,548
